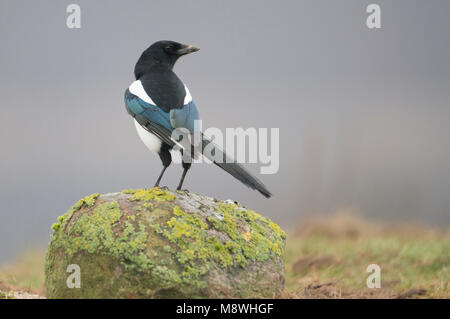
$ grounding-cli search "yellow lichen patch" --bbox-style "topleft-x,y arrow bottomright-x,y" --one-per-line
154,201 -> 286,273
271,243 -> 282,256
73,193 -> 100,210
242,231 -> 251,241
167,217 -> 195,238
123,188 -> 176,202
50,193 -> 100,233
268,221 -> 286,239
173,206 -> 185,216
122,189 -> 137,194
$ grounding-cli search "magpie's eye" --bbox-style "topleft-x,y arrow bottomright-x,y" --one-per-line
165,46 -> 173,52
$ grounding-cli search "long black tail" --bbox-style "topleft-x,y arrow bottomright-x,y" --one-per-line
200,133 -> 272,198
138,121 -> 272,198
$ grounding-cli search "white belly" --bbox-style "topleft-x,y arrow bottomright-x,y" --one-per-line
134,119 -> 162,153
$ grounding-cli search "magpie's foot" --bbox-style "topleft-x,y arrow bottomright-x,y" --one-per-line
153,185 -> 169,190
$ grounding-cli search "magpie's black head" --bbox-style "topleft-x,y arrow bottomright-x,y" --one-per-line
134,40 -> 199,78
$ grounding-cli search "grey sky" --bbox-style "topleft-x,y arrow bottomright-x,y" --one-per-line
1,0 -> 449,262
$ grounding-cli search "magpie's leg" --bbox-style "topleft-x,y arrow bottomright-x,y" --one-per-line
155,146 -> 172,187
154,166 -> 168,187
177,161 -> 191,190
177,148 -> 191,190
176,144 -> 195,190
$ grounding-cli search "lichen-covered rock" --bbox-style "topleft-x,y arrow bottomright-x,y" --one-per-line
45,188 -> 286,298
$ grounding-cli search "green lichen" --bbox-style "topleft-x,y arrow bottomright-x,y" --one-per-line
153,203 -> 286,284
122,188 -> 176,202
50,200 -> 152,272
212,202 -> 286,260
73,193 -> 100,210
50,193 -> 100,232
46,191 -> 286,298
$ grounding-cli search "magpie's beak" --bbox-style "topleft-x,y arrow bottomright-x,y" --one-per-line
176,44 -> 200,55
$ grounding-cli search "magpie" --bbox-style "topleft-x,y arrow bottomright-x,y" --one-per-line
124,40 -> 271,198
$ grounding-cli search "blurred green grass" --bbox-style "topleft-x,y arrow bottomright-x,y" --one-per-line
283,213 -> 449,298
0,213 -> 448,298
0,248 -> 45,296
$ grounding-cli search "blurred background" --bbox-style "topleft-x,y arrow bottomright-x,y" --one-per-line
1,0 -> 449,264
